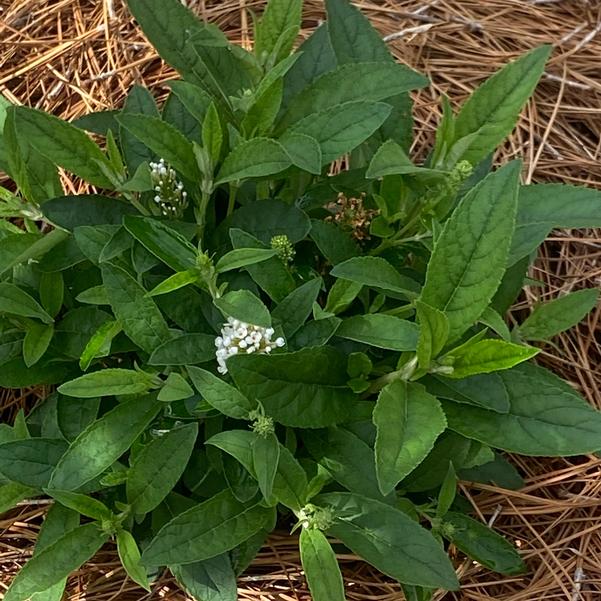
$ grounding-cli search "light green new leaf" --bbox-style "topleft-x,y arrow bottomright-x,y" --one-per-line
23,323 -> 54,367
3,524 -> 108,601
443,339 -> 539,379
289,100 -> 391,164
336,314 -> 419,351
373,381 -> 446,495
0,283 -> 54,324
331,256 -> 419,298
202,102 -> 223,165
214,289 -> 271,328
449,46 -> 551,166
13,107 -> 113,188
420,161 -> 520,342
416,301 -> 449,369
123,216 -> 197,272
157,372 -> 195,402
443,512 -> 525,575
442,362 -> 601,455
215,138 -> 291,184
255,0 -> 302,62
325,0 -> 392,64
516,288 -> 599,341
188,366 -> 256,419
367,139 -> 443,179
299,528 -> 346,601
147,270 -> 199,297
228,347 -> 355,428
252,433 -> 280,502
102,262 -> 171,353
318,492 -> 459,590
58,368 -> 155,398
127,423 -> 198,515
509,184 -> 601,265
0,438 -> 68,489
279,62 -> 427,129
79,320 -> 122,371
141,489 -> 274,566
117,530 -> 151,591
479,306 -> 511,341
216,248 -> 278,273
49,395 -> 160,490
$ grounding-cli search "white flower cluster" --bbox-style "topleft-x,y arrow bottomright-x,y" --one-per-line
149,158 -> 188,218
215,317 -> 285,374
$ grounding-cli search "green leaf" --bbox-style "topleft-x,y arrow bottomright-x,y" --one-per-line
416,301 -> 449,370
516,288 -> 599,341
242,79 -> 284,136
127,423 -> 198,515
216,248 -> 278,273
101,262 -> 171,353
228,347 -> 355,427
331,256 -> 419,298
44,490 -> 112,521
149,333 -> 215,366
443,339 -> 538,378
449,46 -> 551,166
171,555 -> 237,601
479,306 -> 511,341
0,438 -> 68,489
3,524 -> 108,601
325,0 -> 392,64
214,289 -> 271,328
288,316 -> 341,351
59,368 -> 155,398
73,110 -> 119,135
0,482 -> 36,514
309,220 -> 359,265
188,366 -> 256,420
158,372 -> 195,402
289,101 -> 391,164
215,138 -> 291,184
299,528 -> 346,601
280,62 -> 426,129
79,320 -> 122,371
442,363 -> 601,455
436,463 -> 457,518
123,216 -> 197,272
147,270 -> 199,298
252,433 -> 280,502
443,512 -> 525,575
509,184 -> 601,265
0,283 -> 53,324
206,430 -> 308,511
255,0 -> 302,62
419,161 -> 520,342
367,139 -> 443,179
48,396 -> 160,490
57,396 -> 101,441
168,80 -> 212,125
23,323 -> 54,367
42,195 -> 137,230
325,279 -> 362,314
13,107 -> 113,188
318,492 -> 459,590
141,489 -> 274,566
230,199 -> 311,244
272,278 -> 322,338
279,132 -> 322,174
117,530 -> 150,591
229,228 -> 295,301
39,272 -> 64,318
201,102 -> 223,165
425,373 -> 509,413
117,114 -> 199,180
336,314 -> 419,351
373,381 -> 446,496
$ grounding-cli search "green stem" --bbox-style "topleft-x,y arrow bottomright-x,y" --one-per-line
227,183 -> 238,217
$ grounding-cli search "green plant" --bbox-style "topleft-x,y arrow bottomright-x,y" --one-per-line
1,0 -> 600,599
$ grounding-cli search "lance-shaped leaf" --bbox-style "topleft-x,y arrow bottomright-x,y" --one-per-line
170,555 -> 237,601
336,314 -> 419,351
373,381 -> 446,495
0,283 -> 53,324
58,368 -> 156,398
420,161 -> 520,342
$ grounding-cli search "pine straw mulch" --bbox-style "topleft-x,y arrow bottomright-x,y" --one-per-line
1,0 -> 601,599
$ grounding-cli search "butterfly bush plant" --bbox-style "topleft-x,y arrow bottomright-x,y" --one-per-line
2,0 -> 601,599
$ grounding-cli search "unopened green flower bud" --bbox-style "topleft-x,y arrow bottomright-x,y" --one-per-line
271,234 -> 295,264
252,415 -> 275,438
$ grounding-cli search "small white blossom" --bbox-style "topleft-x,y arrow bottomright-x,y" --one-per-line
215,317 -> 285,374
